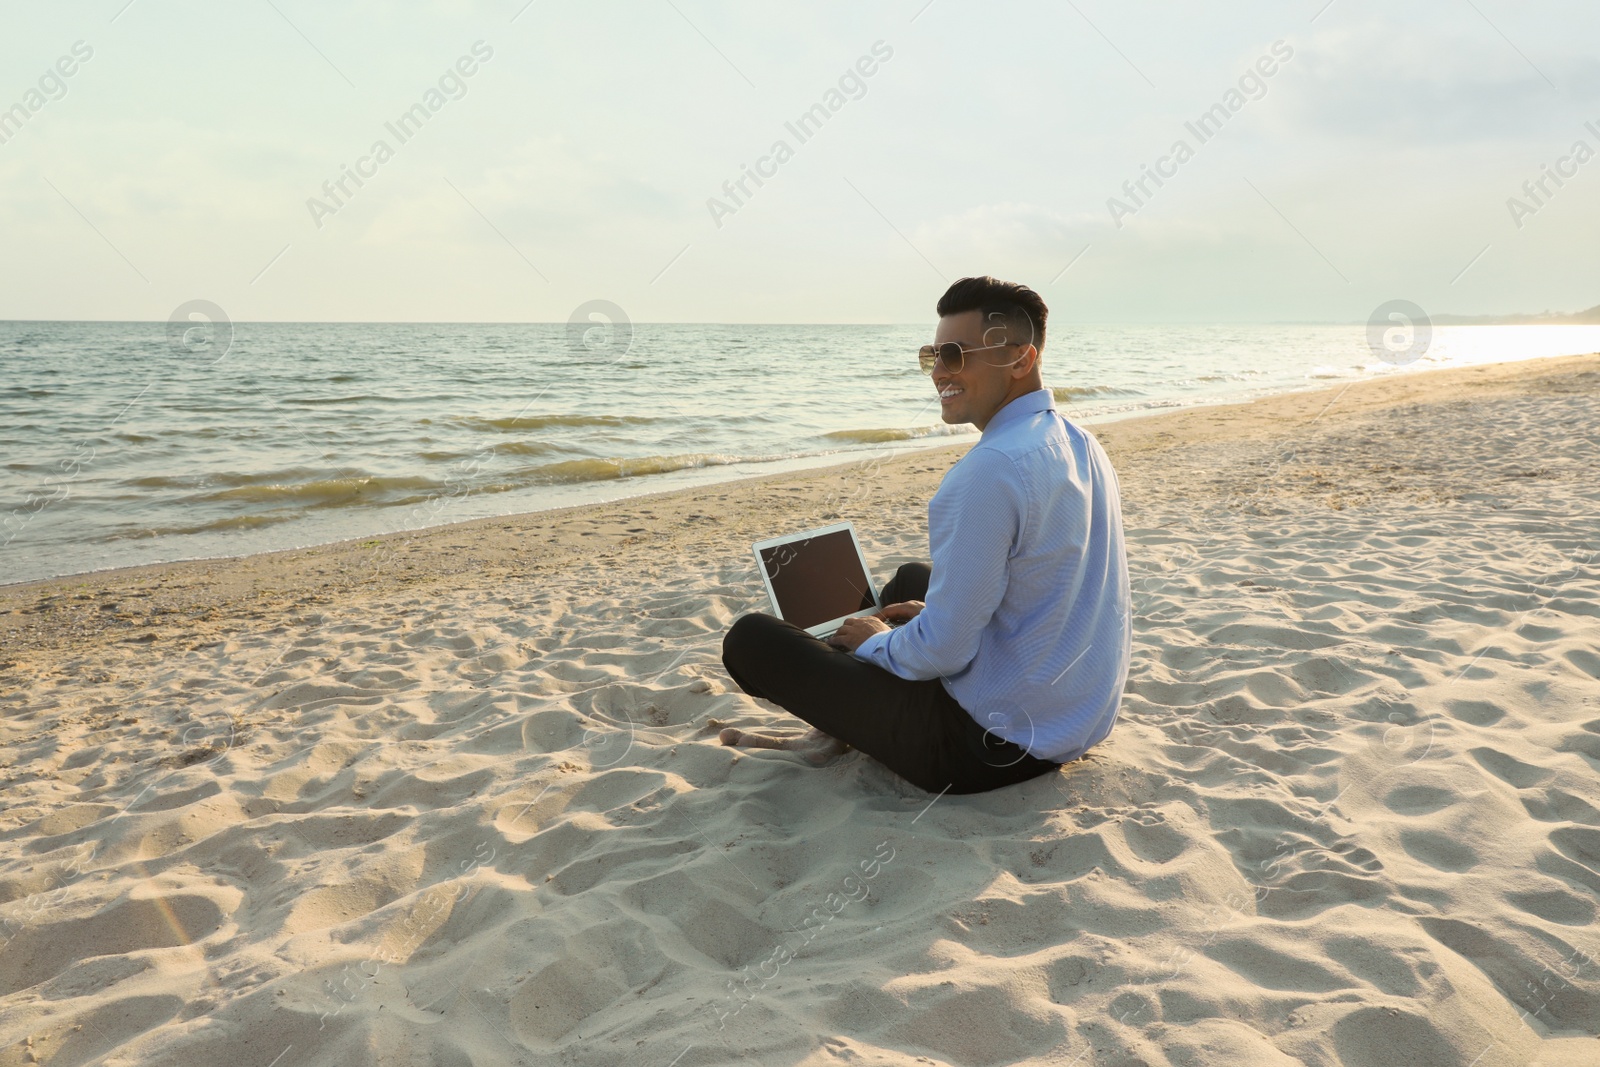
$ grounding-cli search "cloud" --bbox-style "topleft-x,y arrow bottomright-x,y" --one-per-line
911,201 -> 1099,265
1273,17 -> 1596,145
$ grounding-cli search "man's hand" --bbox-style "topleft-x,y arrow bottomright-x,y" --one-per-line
827,615 -> 890,652
877,600 -> 924,624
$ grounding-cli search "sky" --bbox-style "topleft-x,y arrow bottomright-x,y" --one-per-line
2,0 -> 1598,324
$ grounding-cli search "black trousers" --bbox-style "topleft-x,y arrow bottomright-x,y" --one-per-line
720,562 -> 1062,795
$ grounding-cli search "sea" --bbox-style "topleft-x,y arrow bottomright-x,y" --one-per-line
4,320 -> 1598,586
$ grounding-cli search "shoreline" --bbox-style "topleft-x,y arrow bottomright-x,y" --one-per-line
7,331 -> 1596,593
3,350 -> 1594,664
0,367 -> 1294,591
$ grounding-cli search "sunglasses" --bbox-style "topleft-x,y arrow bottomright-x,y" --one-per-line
917,341 -> 1017,376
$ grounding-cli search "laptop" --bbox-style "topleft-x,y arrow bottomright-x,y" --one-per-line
752,521 -> 880,639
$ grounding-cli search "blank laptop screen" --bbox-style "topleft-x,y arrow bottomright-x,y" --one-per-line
759,529 -> 876,630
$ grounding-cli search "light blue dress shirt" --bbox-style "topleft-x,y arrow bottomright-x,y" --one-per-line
853,388 -> 1131,763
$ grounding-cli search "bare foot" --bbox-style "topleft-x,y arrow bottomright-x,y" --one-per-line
719,726 -> 850,766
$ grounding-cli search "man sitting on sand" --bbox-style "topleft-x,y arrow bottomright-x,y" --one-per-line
720,276 -> 1132,795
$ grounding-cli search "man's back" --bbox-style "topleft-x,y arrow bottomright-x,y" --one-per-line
856,388 -> 1132,762
956,391 -> 1131,761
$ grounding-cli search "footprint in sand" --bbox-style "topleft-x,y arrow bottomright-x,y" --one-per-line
0,890 -> 232,997
1505,884 -> 1596,926
1382,783 -> 1458,816
1399,829 -> 1479,872
1469,746 -> 1552,788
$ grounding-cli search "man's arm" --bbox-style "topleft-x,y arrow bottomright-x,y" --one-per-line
851,448 -> 1023,679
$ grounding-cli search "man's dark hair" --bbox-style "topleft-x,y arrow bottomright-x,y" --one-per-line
936,276 -> 1048,355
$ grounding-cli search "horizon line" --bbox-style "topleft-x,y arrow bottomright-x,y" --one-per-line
4,317 -> 1593,327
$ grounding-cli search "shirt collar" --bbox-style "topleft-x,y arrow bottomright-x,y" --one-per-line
981,387 -> 1055,437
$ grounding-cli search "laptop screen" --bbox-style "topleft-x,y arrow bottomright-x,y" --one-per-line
758,528 -> 877,630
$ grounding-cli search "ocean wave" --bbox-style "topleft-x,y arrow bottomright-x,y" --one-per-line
1077,397 -> 1204,419
132,447 -> 760,510
441,413 -> 657,432
285,394 -> 407,405
123,474 -> 194,489
105,512 -> 300,538
417,440 -> 562,461
1198,369 -> 1272,381
124,468 -> 377,491
821,424 -> 973,444
502,452 -> 777,486
1051,385 -> 1143,403
192,474 -> 447,505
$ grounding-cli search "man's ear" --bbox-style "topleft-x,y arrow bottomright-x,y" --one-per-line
1013,344 -> 1040,378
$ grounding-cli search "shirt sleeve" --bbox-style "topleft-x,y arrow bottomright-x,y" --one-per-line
851,447 -> 1024,680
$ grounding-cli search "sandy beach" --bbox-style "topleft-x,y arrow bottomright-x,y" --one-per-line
2,352 -> 1598,1066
